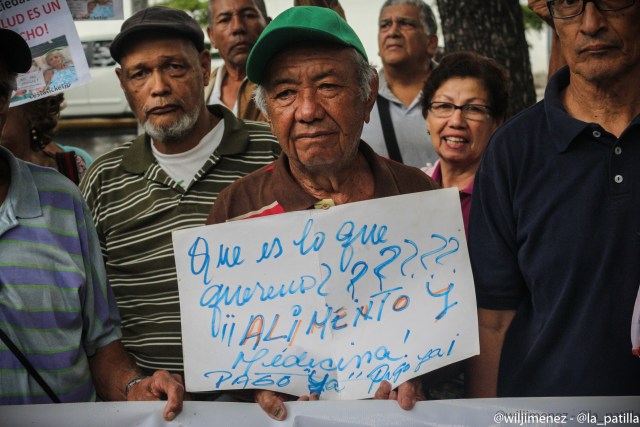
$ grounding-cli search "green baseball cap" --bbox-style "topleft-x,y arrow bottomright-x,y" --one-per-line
246,6 -> 368,84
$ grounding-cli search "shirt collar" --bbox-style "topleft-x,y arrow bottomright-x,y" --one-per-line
429,159 -> 473,196
377,62 -> 436,109
544,66 -> 599,153
377,68 -> 423,108
0,146 -> 41,219
272,141 -> 406,211
122,104 -> 251,174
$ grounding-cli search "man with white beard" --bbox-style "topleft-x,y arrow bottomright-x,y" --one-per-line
80,7 -> 280,394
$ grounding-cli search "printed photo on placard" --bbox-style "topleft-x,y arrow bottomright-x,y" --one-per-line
68,0 -> 123,20
11,35 -> 78,104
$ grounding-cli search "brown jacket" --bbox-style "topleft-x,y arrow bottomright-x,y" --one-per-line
204,66 -> 267,122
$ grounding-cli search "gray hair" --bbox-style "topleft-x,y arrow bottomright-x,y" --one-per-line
253,47 -> 376,118
380,0 -> 437,35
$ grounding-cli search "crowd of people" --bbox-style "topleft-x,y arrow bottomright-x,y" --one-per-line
1,0 -> 638,422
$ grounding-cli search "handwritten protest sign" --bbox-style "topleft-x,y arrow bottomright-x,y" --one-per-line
1,0 -> 90,107
173,189 -> 479,400
68,0 -> 123,20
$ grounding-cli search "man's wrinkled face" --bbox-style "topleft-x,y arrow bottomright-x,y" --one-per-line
116,37 -> 210,142
263,45 -> 375,176
207,0 -> 268,70
378,3 -> 437,68
555,3 -> 640,83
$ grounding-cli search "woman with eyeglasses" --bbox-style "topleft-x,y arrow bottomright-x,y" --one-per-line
421,51 -> 510,238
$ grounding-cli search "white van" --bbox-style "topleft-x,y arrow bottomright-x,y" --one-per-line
61,20 -> 130,118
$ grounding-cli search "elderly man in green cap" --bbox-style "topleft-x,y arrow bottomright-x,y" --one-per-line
207,6 -> 438,420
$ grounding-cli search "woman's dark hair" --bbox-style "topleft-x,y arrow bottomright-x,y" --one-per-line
421,51 -> 510,121
26,94 -> 64,150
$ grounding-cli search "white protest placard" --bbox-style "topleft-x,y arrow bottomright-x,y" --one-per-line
173,188 -> 479,400
1,0 -> 90,107
68,0 -> 123,20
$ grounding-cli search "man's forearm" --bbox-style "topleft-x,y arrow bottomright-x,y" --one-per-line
466,308 -> 516,397
89,340 -> 142,401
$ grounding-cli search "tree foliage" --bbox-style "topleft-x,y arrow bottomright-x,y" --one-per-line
156,0 -> 209,25
521,4 -> 545,32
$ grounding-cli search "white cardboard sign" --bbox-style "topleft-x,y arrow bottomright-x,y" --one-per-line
173,188 -> 479,400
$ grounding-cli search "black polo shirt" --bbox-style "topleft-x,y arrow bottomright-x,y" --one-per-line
469,67 -> 640,396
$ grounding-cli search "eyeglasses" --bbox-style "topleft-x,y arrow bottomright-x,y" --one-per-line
547,0 -> 636,19
428,101 -> 492,121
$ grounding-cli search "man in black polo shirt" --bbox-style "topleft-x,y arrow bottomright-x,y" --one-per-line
467,1 -> 640,396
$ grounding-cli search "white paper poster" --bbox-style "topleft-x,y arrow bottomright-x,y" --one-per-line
173,188 -> 479,400
1,0 -> 90,107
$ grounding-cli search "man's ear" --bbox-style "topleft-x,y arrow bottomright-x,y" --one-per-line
200,50 -> 212,85
426,35 -> 438,57
115,67 -> 124,90
207,26 -> 218,50
364,71 -> 379,124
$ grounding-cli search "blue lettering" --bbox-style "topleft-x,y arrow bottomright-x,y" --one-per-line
331,307 -> 348,331
188,237 -> 213,284
217,244 -> 245,268
425,281 -> 458,320
420,234 -> 448,271
435,237 -> 460,265
346,261 -> 368,301
203,370 -> 233,389
401,239 -> 418,276
232,348 -> 269,376
293,218 -> 325,255
256,238 -> 283,263
373,245 -> 401,291
336,221 -> 388,248
306,306 -> 333,340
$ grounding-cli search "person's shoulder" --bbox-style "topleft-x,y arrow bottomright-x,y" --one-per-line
87,139 -> 136,169
492,100 -> 546,141
225,161 -> 277,190
231,118 -> 281,156
209,162 -> 279,223
381,157 -> 439,191
80,138 -> 138,188
26,162 -> 85,201
213,104 -> 278,145
241,119 -> 277,138
479,100 -> 549,162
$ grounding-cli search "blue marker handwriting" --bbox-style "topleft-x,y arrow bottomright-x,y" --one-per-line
179,206 -> 471,398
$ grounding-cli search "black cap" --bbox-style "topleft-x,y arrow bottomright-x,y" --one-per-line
110,6 -> 205,63
0,28 -> 32,73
